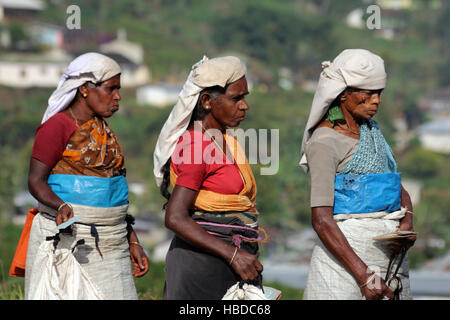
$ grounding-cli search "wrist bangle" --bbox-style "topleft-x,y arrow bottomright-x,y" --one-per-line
229,247 -> 238,265
129,241 -> 142,248
360,273 -> 376,288
58,202 -> 73,211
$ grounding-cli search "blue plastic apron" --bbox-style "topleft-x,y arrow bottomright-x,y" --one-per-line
333,172 -> 401,214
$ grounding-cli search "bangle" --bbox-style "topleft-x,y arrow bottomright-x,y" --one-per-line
58,202 -> 73,211
360,273 -> 376,288
229,247 -> 238,265
129,241 -> 142,248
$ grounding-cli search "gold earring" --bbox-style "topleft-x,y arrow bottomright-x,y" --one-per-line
204,105 -> 211,110
82,93 -> 87,97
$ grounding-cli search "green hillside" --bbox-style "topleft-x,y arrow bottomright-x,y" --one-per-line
1,0 -> 449,298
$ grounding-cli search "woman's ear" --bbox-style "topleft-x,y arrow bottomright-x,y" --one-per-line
340,91 -> 349,103
200,92 -> 212,111
79,83 -> 89,98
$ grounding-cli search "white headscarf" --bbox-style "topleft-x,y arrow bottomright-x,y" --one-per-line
299,49 -> 387,172
41,52 -> 121,124
153,55 -> 246,186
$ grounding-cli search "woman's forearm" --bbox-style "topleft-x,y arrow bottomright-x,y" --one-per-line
28,176 -> 63,210
28,158 -> 64,210
400,185 -> 414,229
165,185 -> 237,262
166,211 -> 236,262
312,207 -> 370,284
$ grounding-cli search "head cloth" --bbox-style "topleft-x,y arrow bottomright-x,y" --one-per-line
299,49 -> 387,172
153,55 -> 246,186
41,52 -> 121,123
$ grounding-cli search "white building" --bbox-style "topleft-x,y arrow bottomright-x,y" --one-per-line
376,0 -> 413,10
0,49 -> 70,87
136,83 -> 182,108
0,27 -> 151,88
0,0 -> 45,22
419,86 -> 450,120
100,29 -> 144,65
417,117 -> 450,154
26,22 -> 65,49
99,29 -> 151,87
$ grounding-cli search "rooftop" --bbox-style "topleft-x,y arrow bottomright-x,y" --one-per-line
0,0 -> 45,10
418,117 -> 450,135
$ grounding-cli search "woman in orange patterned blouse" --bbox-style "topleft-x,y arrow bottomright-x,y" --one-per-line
25,53 -> 148,300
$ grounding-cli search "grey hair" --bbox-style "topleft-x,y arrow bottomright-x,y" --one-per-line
87,81 -> 99,88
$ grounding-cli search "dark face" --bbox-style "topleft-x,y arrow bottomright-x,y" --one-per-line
341,88 -> 383,121
206,77 -> 249,130
85,75 -> 121,118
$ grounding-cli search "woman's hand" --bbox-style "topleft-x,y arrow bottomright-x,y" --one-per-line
386,221 -> 416,254
29,158 -> 70,224
387,186 -> 416,254
55,203 -> 74,226
129,243 -> 150,278
166,186 -> 263,283
360,273 -> 395,300
229,248 -> 263,282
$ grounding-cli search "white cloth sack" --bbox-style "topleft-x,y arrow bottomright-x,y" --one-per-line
303,209 -> 412,300
222,282 -> 268,300
27,236 -> 104,300
25,203 -> 138,300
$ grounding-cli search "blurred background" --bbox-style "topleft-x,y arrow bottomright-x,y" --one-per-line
0,0 -> 449,299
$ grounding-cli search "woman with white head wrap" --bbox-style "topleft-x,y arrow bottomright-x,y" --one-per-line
23,52 -> 149,299
301,49 -> 415,300
154,56 -> 265,300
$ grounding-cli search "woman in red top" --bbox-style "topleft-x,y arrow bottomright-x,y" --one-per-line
154,56 -> 264,299
25,53 -> 148,300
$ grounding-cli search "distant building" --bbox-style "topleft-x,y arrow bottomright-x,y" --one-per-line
100,29 -> 144,65
393,112 -> 415,152
376,0 -> 413,10
0,26 -> 151,88
99,29 -> 151,87
101,51 -> 151,88
26,22 -> 65,49
0,49 -> 70,87
136,83 -> 182,107
418,86 -> 450,120
377,0 -> 442,10
0,0 -> 45,23
417,117 -> 450,154
420,251 -> 450,273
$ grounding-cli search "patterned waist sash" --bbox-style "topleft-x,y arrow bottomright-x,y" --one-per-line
191,212 -> 267,249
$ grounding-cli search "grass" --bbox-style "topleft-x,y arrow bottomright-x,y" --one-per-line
264,281 -> 303,300
0,281 -> 24,300
0,220 -> 303,300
